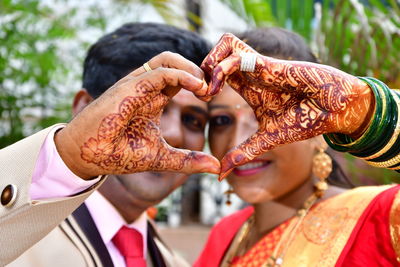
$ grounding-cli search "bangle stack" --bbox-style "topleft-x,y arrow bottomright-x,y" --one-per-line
323,77 -> 400,172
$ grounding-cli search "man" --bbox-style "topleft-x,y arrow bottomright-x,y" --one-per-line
7,22 -> 213,266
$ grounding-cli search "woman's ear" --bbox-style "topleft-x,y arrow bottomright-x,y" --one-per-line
310,135 -> 328,151
72,89 -> 93,117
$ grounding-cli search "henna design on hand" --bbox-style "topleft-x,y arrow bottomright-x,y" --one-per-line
59,66 -> 220,179
202,34 -> 373,180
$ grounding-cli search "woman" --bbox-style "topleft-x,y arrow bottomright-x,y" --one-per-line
195,28 -> 400,266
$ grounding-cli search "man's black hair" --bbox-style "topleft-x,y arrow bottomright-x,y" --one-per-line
82,22 -> 211,98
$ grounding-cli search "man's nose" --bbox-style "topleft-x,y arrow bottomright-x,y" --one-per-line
160,110 -> 184,149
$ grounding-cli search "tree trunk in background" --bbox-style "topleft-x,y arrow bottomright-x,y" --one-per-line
181,174 -> 202,224
179,0 -> 202,224
186,0 -> 201,32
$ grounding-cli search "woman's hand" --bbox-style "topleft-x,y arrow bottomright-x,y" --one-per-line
56,52 -> 220,180
202,33 -> 373,180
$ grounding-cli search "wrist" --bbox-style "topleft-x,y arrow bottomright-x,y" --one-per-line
55,127 -> 97,180
324,78 -> 400,170
348,81 -> 375,139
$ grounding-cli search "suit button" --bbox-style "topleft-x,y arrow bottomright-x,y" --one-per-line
1,184 -> 17,207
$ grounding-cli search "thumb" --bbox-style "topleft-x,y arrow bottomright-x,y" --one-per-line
179,150 -> 221,174
219,130 -> 274,180
152,141 -> 220,174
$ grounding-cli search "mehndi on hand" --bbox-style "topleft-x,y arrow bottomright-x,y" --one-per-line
202,33 -> 373,180
57,52 -> 220,179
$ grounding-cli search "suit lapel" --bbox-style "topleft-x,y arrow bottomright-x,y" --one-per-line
63,204 -> 172,267
147,221 -> 167,267
67,203 -> 114,267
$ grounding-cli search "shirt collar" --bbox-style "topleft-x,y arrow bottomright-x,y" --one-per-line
85,190 -> 148,245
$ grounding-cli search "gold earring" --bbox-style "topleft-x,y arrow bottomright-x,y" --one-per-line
312,147 -> 332,197
224,187 -> 234,206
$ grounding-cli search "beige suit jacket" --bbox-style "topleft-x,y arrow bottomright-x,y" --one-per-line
8,204 -> 189,267
0,125 -> 105,266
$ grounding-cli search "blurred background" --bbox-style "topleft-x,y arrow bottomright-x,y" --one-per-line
1,0 -> 399,263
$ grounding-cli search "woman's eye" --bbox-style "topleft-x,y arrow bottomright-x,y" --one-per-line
210,115 -> 232,127
182,113 -> 205,132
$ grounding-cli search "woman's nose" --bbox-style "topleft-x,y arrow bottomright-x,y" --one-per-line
230,116 -> 258,148
160,110 -> 184,149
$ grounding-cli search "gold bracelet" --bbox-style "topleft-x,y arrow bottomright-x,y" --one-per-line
367,154 -> 400,169
362,90 -> 400,160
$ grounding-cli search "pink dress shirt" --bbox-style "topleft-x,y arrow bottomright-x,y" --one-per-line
29,125 -> 147,266
30,125 -> 99,200
85,191 -> 148,266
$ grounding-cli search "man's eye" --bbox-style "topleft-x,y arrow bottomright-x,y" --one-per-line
182,113 -> 204,132
210,115 -> 232,127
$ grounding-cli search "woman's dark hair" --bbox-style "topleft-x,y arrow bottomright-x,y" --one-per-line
327,152 -> 354,188
237,27 -> 353,188
237,27 -> 318,63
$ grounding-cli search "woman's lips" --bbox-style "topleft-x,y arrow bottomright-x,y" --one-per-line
232,160 -> 271,176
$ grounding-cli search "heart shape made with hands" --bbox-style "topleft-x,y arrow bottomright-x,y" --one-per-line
201,33 -> 372,181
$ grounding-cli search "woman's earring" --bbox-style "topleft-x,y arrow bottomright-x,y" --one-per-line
224,187 -> 234,206
312,147 -> 332,197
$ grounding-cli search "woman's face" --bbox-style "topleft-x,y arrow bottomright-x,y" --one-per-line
208,85 -> 318,204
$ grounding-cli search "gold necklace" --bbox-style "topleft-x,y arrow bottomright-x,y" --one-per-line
227,181 -> 328,267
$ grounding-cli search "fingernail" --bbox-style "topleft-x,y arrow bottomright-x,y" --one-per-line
218,169 -> 232,181
218,161 -> 233,181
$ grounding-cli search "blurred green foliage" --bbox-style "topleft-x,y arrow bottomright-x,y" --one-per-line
221,0 -> 400,87
0,0 -> 77,147
0,0 -> 178,149
220,0 -> 400,184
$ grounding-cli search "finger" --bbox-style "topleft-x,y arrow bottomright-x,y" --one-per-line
157,68 -> 209,98
207,54 -> 241,96
197,95 -> 212,102
201,33 -> 255,83
131,67 -> 206,99
131,51 -> 204,80
152,142 -> 221,174
176,149 -> 221,174
219,130 -> 275,181
201,33 -> 235,82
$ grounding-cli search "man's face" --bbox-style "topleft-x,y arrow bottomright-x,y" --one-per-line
93,90 -> 208,221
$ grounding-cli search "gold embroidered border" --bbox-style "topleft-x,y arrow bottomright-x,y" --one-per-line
389,189 -> 400,263
281,185 -> 393,267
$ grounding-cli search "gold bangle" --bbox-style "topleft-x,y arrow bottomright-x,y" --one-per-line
367,154 -> 400,169
362,91 -> 400,160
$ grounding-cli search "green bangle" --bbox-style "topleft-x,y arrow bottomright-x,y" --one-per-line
353,82 -> 398,158
367,91 -> 400,162
324,77 -> 386,152
350,77 -> 394,152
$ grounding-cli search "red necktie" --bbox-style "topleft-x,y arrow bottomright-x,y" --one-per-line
112,226 -> 147,267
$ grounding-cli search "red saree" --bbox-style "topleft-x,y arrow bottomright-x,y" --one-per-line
194,185 -> 400,267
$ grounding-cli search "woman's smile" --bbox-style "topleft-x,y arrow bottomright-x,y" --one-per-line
232,160 -> 271,176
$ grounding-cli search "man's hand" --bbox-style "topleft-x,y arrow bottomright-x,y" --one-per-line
202,33 -> 373,180
56,52 -> 220,180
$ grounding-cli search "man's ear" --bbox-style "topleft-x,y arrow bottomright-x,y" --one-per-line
72,89 -> 93,117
